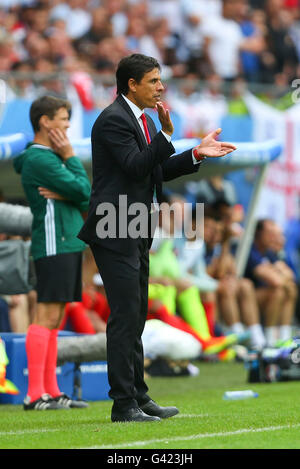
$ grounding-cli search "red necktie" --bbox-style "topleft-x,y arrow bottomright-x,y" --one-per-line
141,113 -> 151,144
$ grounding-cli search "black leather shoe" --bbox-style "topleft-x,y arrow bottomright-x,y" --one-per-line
140,400 -> 179,419
111,407 -> 161,422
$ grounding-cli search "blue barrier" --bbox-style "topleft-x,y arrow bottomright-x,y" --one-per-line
0,99 -> 33,137
0,132 -> 283,170
0,133 -> 31,160
0,332 -> 110,404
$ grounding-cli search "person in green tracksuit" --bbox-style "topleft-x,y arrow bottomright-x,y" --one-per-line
14,95 -> 91,411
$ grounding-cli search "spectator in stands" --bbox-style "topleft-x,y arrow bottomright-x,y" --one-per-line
5,294 -> 31,333
45,21 -> 76,64
148,0 -> 182,38
179,0 -> 221,77
125,16 -> 154,55
93,62 -> 117,109
150,194 -> 240,356
23,31 -> 51,62
0,228 -> 10,334
25,4 -> 50,35
13,95 -> 91,410
1,0 -> 298,89
265,0 -> 299,81
0,30 -> 19,71
146,18 -> 171,64
0,232 -> 36,334
50,0 -> 92,40
245,218 -> 298,346
33,58 -> 65,98
165,74 -> 204,138
73,6 -> 113,60
101,0 -> 128,37
196,175 -> 238,207
166,72 -> 227,138
0,214 -> 10,331
285,210 -> 300,281
0,189 -> 37,333
202,0 -> 265,81
235,1 -> 266,82
94,36 -> 130,70
8,60 -> 35,99
197,73 -> 228,134
289,4 -> 300,66
59,249 -> 109,334
185,176 -> 241,235
204,205 -> 266,349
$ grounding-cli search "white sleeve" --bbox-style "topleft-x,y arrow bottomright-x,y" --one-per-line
161,131 -> 172,142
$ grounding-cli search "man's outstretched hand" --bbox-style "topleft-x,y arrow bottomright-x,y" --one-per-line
194,128 -> 237,158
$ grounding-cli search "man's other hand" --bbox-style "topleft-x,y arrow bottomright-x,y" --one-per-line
38,187 -> 68,201
156,101 -> 174,137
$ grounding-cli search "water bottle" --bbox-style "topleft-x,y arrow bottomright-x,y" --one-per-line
223,390 -> 259,400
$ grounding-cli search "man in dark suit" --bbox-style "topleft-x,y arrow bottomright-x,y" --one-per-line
78,54 -> 236,422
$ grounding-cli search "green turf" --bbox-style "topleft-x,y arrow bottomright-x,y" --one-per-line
1,361 -> 300,449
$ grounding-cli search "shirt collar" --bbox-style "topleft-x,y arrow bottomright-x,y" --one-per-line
29,143 -> 52,150
122,94 -> 145,120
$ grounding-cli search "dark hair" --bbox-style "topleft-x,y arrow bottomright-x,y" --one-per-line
10,60 -> 33,71
116,54 -> 160,95
254,218 -> 274,238
29,95 -> 71,133
200,199 -> 231,221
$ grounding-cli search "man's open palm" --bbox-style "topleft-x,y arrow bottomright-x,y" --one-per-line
196,128 -> 237,158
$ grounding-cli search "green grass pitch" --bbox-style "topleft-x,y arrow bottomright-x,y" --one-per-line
1,361 -> 300,449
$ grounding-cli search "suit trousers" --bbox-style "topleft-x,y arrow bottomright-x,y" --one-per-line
90,238 -> 150,411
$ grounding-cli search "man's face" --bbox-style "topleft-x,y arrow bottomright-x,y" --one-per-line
129,67 -> 164,109
204,217 -> 222,246
265,222 -> 284,252
47,107 -> 70,133
219,204 -> 233,226
223,0 -> 245,19
260,221 -> 283,251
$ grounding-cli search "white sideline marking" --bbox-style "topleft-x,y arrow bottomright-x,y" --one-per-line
80,423 -> 300,449
174,414 -> 209,418
0,428 -> 59,437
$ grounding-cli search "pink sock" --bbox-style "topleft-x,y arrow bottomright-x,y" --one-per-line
44,329 -> 61,398
26,324 -> 51,402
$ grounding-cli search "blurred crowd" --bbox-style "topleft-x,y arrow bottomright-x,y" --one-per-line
0,0 -> 299,112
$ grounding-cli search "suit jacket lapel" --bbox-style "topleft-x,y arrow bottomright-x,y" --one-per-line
146,115 -> 157,142
116,95 -> 163,201
116,95 -> 148,150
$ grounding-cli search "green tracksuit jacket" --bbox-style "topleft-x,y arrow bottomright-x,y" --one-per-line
14,143 -> 91,260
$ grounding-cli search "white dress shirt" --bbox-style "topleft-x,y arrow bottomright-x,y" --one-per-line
122,94 -> 171,143
121,94 -> 201,165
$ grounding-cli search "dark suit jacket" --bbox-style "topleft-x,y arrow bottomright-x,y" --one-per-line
78,94 -> 200,254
